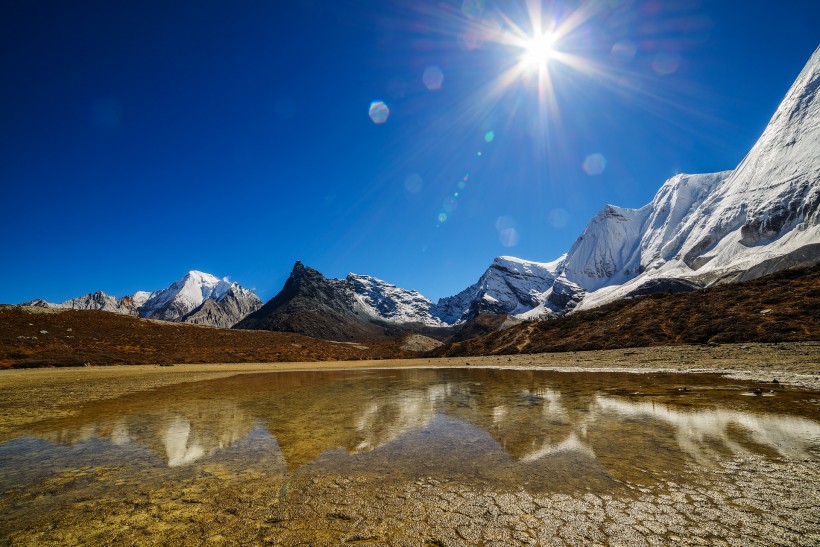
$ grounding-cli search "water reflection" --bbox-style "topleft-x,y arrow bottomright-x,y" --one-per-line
9,369 -> 820,490
596,396 -> 820,464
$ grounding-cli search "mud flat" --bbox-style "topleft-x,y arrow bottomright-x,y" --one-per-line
3,457 -> 818,546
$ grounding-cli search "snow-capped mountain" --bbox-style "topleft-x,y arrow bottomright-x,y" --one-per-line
180,284 -> 263,328
568,46 -> 820,310
24,271 -> 261,328
347,273 -> 446,326
434,256 -> 565,324
27,291 -> 142,315
421,45 -> 819,324
545,171 -> 731,304
139,270 -> 234,322
482,45 -> 820,316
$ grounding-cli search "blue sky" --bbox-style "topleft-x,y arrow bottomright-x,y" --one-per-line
1,1 -> 819,304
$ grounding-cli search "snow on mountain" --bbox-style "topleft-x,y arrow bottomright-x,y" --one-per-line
180,283 -> 263,328
638,172 -> 731,273
131,291 -> 154,308
235,261 -> 451,341
346,274 -> 446,326
544,171 -> 732,307
459,46 -> 820,320
21,271 -> 261,327
434,256 -> 566,324
35,291 -> 141,315
569,46 -> 820,311
676,46 -> 820,275
139,271 -> 234,322
560,205 -> 651,292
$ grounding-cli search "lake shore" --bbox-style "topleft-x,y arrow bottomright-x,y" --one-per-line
1,341 -> 818,440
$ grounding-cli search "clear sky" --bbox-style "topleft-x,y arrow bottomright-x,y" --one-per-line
2,0 -> 819,304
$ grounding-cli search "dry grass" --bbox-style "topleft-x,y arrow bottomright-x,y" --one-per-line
0,306 -> 409,368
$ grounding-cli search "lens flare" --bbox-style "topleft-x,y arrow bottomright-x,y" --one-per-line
499,228 -> 519,247
423,66 -> 445,91
404,173 -> 423,193
368,101 -> 390,124
611,40 -> 638,62
548,208 -> 570,228
461,0 -> 484,20
652,52 -> 681,75
582,153 -> 607,175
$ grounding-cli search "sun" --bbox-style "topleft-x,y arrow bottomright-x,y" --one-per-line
519,32 -> 556,70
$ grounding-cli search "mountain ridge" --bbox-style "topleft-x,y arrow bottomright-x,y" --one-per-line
24,270 -> 262,328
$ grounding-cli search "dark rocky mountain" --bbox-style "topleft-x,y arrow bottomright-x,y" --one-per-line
234,262 -> 458,342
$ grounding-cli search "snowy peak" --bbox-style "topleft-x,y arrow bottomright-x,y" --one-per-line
434,255 -> 565,324
52,291 -> 140,316
561,204 -> 650,292
139,270 -> 234,321
22,271 -> 261,327
180,283 -> 263,328
558,170 -> 731,294
473,48 -> 820,319
235,262 -> 449,341
346,273 -> 444,326
131,291 -> 154,308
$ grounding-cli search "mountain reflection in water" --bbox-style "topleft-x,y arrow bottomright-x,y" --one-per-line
14,369 -> 820,490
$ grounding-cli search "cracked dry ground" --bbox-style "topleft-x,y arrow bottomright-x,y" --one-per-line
3,455 -> 818,546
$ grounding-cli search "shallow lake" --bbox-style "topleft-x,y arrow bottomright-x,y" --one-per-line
2,368 -> 819,544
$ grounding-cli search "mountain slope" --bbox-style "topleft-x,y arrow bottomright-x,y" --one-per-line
234,262 -> 450,341
347,273 -> 446,326
434,256 -> 565,323
180,284 -> 263,328
434,265 -> 820,356
0,305 -> 412,369
138,271 -> 234,321
43,291 -> 142,316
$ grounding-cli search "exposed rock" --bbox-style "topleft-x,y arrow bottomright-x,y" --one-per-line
180,284 -> 263,328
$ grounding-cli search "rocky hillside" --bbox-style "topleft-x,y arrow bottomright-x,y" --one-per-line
234,262 -> 453,341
